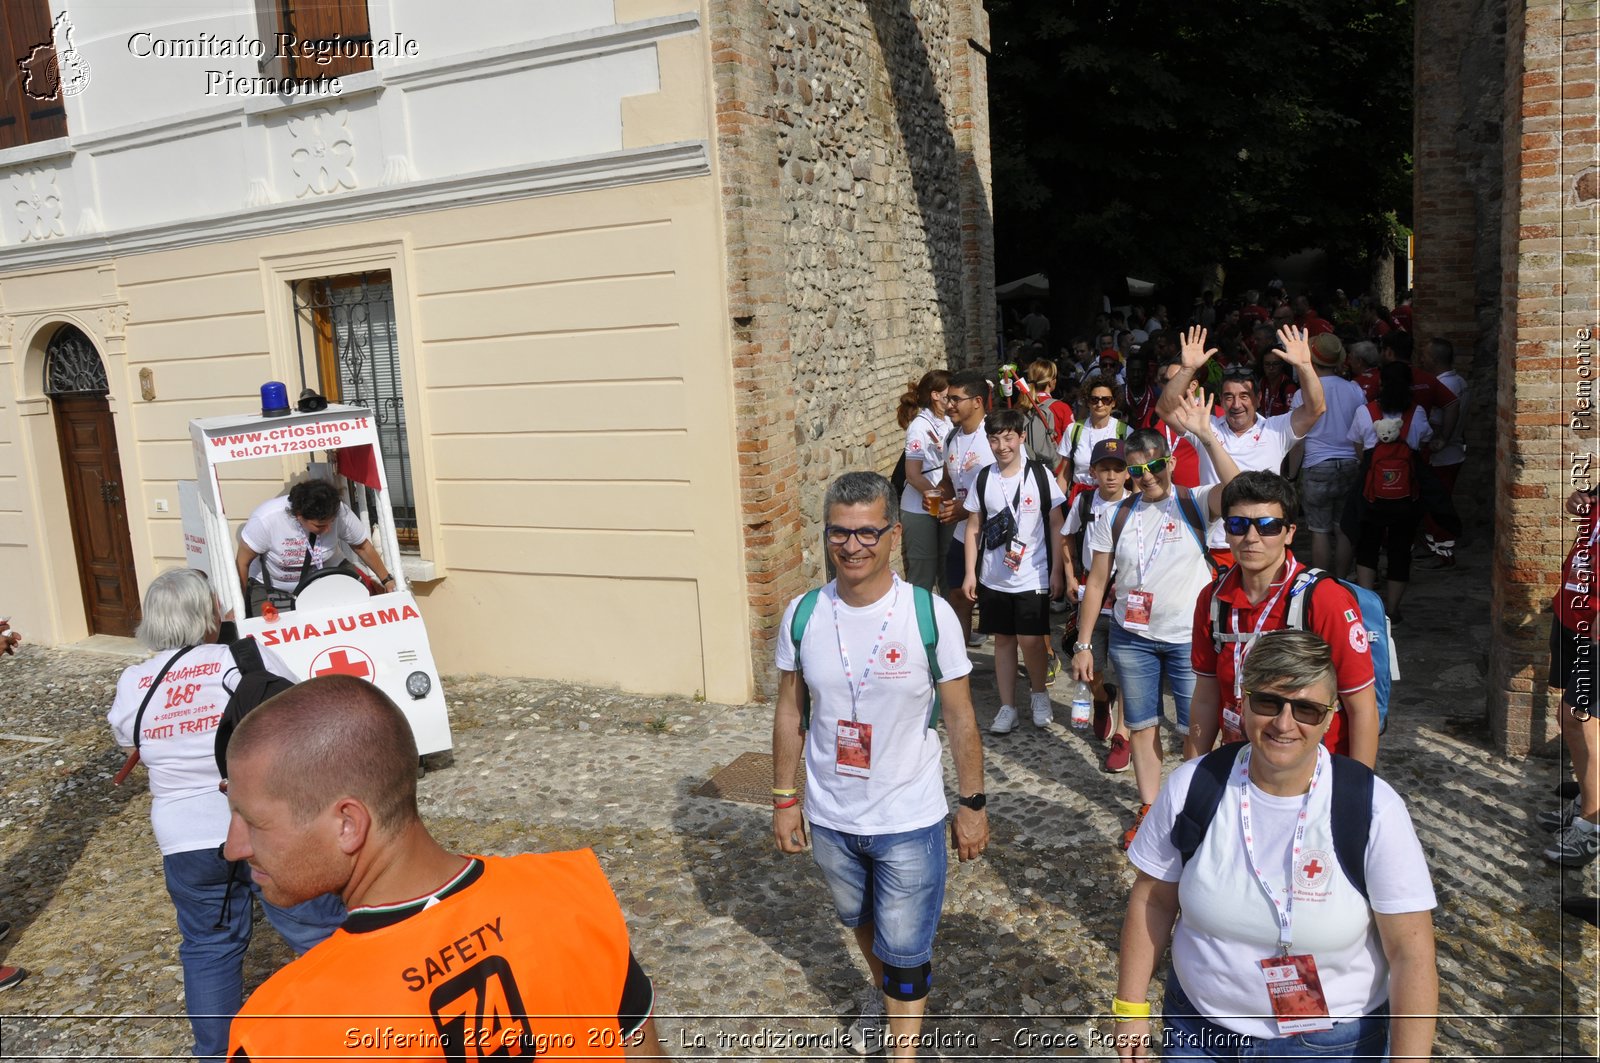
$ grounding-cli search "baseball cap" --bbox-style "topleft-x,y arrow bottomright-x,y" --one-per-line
1090,439 -> 1127,467
1098,348 -> 1123,365
1310,333 -> 1346,368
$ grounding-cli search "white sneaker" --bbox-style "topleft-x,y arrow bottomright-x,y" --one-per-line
846,991 -> 885,1056
1030,691 -> 1053,727
990,705 -> 1018,734
966,630 -> 985,648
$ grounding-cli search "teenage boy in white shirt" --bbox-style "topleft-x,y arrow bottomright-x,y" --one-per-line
963,408 -> 1066,734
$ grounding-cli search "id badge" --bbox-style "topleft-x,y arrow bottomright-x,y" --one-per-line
835,720 -> 873,778
1221,706 -> 1243,745
1124,588 -> 1154,631
1003,536 -> 1027,572
1259,954 -> 1334,1034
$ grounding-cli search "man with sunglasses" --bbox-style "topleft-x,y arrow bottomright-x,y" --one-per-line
774,472 -> 989,1058
1158,325 -> 1326,568
1070,396 -> 1242,851
1186,472 -> 1379,769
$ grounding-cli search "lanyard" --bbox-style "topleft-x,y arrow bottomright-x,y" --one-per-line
1237,746 -> 1326,953
1230,561 -> 1302,705
1131,495 -> 1180,587
833,577 -> 900,724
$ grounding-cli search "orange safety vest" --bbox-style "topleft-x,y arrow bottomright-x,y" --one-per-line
229,851 -> 634,1061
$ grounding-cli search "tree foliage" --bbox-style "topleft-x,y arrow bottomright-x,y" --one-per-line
989,0 -> 1413,292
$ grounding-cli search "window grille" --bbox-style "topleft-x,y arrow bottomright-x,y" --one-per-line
292,272 -> 417,549
43,325 -> 108,394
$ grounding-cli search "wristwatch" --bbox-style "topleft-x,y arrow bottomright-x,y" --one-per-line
957,792 -> 987,811
1071,641 -> 1094,654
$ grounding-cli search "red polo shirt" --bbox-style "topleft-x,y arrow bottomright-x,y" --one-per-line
1191,553 -> 1376,755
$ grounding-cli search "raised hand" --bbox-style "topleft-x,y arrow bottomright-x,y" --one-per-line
1180,325 -> 1217,370
1275,324 -> 1312,368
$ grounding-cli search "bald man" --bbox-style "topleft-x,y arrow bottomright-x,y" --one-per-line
224,676 -> 665,1060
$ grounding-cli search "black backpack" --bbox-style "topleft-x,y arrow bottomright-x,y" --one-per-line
213,637 -> 296,779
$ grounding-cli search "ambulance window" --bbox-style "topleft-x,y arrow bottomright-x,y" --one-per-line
293,271 -> 417,550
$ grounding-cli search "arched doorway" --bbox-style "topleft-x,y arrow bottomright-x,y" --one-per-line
46,325 -> 139,637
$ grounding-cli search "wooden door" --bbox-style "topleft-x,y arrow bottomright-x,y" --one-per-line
52,393 -> 139,636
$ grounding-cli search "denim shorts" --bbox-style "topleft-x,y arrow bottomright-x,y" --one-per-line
1163,973 -> 1390,1060
810,821 -> 947,966
1107,623 -> 1194,734
1300,459 -> 1359,534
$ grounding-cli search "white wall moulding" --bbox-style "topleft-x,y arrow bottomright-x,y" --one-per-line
0,142 -> 709,271
380,12 -> 700,92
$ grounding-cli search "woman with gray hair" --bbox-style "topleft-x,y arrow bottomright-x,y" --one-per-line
106,568 -> 344,1063
1114,630 -> 1438,1061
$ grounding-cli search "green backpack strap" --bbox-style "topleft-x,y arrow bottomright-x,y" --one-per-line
912,584 -> 943,730
791,588 -> 822,732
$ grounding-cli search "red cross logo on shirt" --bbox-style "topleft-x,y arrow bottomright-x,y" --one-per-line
1302,858 -> 1325,881
1164,521 -> 1177,534
311,646 -> 374,680
1024,496 -> 1035,507
884,647 -> 903,665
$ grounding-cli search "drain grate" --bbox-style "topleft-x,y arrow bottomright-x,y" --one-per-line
695,752 -> 805,806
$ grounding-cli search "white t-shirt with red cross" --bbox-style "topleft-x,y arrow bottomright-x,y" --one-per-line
899,409 -> 953,516
108,641 -> 297,854
944,425 -> 996,540
776,578 -> 974,835
240,495 -> 370,589
1129,748 -> 1436,1040
1085,485 -> 1219,643
962,460 -> 1066,592
1063,488 -> 1128,614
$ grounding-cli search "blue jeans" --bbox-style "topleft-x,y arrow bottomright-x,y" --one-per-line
163,847 -> 346,1062
810,821 -> 947,966
1163,974 -> 1391,1061
1108,624 -> 1195,734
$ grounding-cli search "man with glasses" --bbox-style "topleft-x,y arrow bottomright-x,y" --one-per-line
774,471 -> 989,1058
1186,471 -> 1379,768
940,369 -> 996,646
1158,325 -> 1326,567
1070,401 -> 1242,850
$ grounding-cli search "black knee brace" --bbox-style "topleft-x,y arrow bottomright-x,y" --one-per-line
881,961 -> 932,1002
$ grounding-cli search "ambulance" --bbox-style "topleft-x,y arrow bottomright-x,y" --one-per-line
179,394 -> 451,755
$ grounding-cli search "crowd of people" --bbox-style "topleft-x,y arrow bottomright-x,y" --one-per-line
787,283 -> 1594,1059
0,281 -> 1586,1061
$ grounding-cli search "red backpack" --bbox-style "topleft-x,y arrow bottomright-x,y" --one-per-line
1362,402 -> 1420,502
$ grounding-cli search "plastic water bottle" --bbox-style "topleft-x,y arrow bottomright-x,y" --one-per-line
1070,681 -> 1093,730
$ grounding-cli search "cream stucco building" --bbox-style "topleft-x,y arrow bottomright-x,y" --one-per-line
0,0 -> 994,703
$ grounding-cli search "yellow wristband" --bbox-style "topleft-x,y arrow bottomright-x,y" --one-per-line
772,788 -> 798,796
1110,997 -> 1151,1021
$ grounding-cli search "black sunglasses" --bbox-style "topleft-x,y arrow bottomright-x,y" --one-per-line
825,523 -> 893,547
1126,456 -> 1173,479
1223,515 -> 1289,537
1245,689 -> 1337,725
1088,394 -> 1115,406
1222,365 -> 1256,381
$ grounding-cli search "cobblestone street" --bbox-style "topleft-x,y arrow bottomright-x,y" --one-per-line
0,547 -> 1594,1060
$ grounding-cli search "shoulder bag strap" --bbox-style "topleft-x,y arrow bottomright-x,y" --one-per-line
912,585 -> 943,730
1172,742 -> 1246,865
131,645 -> 198,753
1329,754 -> 1376,900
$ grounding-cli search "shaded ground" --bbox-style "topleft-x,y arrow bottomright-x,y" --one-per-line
0,545 -> 1593,1060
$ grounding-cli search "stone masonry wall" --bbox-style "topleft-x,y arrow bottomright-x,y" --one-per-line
1487,0 -> 1598,755
714,0 -> 995,695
